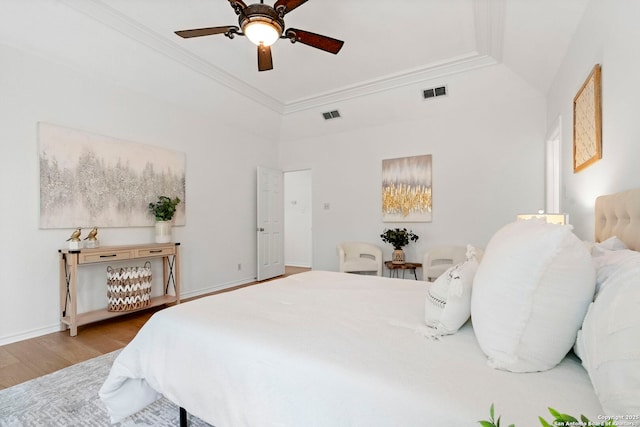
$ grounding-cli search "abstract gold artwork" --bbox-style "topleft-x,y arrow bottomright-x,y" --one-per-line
573,64 -> 602,172
382,154 -> 432,222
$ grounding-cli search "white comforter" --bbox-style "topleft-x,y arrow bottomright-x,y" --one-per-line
100,271 -> 602,426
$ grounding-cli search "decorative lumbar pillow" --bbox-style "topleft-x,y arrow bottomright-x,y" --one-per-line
424,245 -> 479,336
471,220 -> 595,372
577,257 -> 640,414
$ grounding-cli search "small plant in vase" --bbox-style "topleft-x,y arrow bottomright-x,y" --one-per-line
380,228 -> 419,264
148,196 -> 181,243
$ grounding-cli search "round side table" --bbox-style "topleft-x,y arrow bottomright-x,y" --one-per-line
384,261 -> 422,280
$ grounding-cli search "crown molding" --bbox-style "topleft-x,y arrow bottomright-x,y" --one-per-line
474,0 -> 505,61
282,53 -> 498,114
61,0 -> 505,116
59,0 -> 284,113
283,0 -> 506,114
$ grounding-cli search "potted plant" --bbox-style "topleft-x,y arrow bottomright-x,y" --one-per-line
148,196 -> 181,243
380,228 -> 419,264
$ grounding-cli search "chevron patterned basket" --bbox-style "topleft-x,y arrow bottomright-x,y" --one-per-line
106,262 -> 152,312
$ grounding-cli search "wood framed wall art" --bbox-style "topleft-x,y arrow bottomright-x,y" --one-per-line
573,64 -> 602,172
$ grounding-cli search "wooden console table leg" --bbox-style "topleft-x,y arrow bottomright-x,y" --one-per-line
58,253 -> 67,332
68,254 -> 79,337
162,246 -> 181,304
163,256 -> 169,296
174,245 -> 181,303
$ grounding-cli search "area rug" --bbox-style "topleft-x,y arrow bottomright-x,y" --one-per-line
0,350 -> 212,426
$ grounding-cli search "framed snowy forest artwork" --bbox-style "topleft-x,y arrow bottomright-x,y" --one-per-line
38,122 -> 185,229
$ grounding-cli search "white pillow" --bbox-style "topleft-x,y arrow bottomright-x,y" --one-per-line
591,248 -> 640,295
471,220 -> 595,372
595,235 -> 628,251
577,257 -> 640,414
424,245 -> 479,335
583,235 -> 628,254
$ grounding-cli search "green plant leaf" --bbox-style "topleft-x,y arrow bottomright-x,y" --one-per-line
548,408 -> 562,419
148,195 -> 181,221
480,404 -> 605,427
539,416 -> 553,427
562,414 -> 579,423
380,228 -> 419,249
548,407 -> 577,423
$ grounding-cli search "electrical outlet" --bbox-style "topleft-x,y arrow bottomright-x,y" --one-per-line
237,263 -> 242,271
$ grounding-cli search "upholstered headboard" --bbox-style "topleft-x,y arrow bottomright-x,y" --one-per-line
594,188 -> 640,251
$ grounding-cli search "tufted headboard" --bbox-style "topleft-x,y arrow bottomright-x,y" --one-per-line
594,188 -> 640,251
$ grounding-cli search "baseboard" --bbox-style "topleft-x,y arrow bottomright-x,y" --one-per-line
179,277 -> 257,300
0,323 -> 63,347
0,277 -> 258,347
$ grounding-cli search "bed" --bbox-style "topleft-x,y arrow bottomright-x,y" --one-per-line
100,189 -> 640,426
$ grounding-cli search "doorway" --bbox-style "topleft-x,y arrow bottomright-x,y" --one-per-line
545,117 -> 562,213
284,170 -> 312,268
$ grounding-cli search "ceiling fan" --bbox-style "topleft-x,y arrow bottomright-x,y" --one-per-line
174,0 -> 344,72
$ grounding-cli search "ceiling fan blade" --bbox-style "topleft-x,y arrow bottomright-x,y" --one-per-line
227,0 -> 247,13
274,0 -> 309,15
258,44 -> 273,71
285,28 -> 344,54
228,0 -> 247,8
175,26 -> 238,38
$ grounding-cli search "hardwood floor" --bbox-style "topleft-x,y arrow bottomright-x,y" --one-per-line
0,266 -> 310,390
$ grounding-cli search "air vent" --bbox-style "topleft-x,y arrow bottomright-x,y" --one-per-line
422,85 -> 447,100
322,110 -> 341,120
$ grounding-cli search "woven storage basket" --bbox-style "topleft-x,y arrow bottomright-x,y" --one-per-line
106,261 -> 152,312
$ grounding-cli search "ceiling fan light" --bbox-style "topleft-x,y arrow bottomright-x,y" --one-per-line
244,20 -> 281,46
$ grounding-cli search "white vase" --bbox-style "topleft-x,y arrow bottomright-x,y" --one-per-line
155,221 -> 172,243
392,249 -> 405,264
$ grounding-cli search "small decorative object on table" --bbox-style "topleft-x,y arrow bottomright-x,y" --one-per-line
83,226 -> 100,248
66,227 -> 82,250
380,228 -> 419,264
148,196 -> 181,243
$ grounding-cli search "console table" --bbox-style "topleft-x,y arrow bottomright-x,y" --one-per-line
384,261 -> 422,280
59,242 -> 181,336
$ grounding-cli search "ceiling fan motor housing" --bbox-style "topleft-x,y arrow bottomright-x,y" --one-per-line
239,3 -> 285,42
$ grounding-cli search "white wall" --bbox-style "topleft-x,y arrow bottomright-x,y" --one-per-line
0,42 -> 280,344
0,6 -> 567,345
279,64 -> 547,272
546,0 -> 640,241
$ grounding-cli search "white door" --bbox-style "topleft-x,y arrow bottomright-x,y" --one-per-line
257,166 -> 285,281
